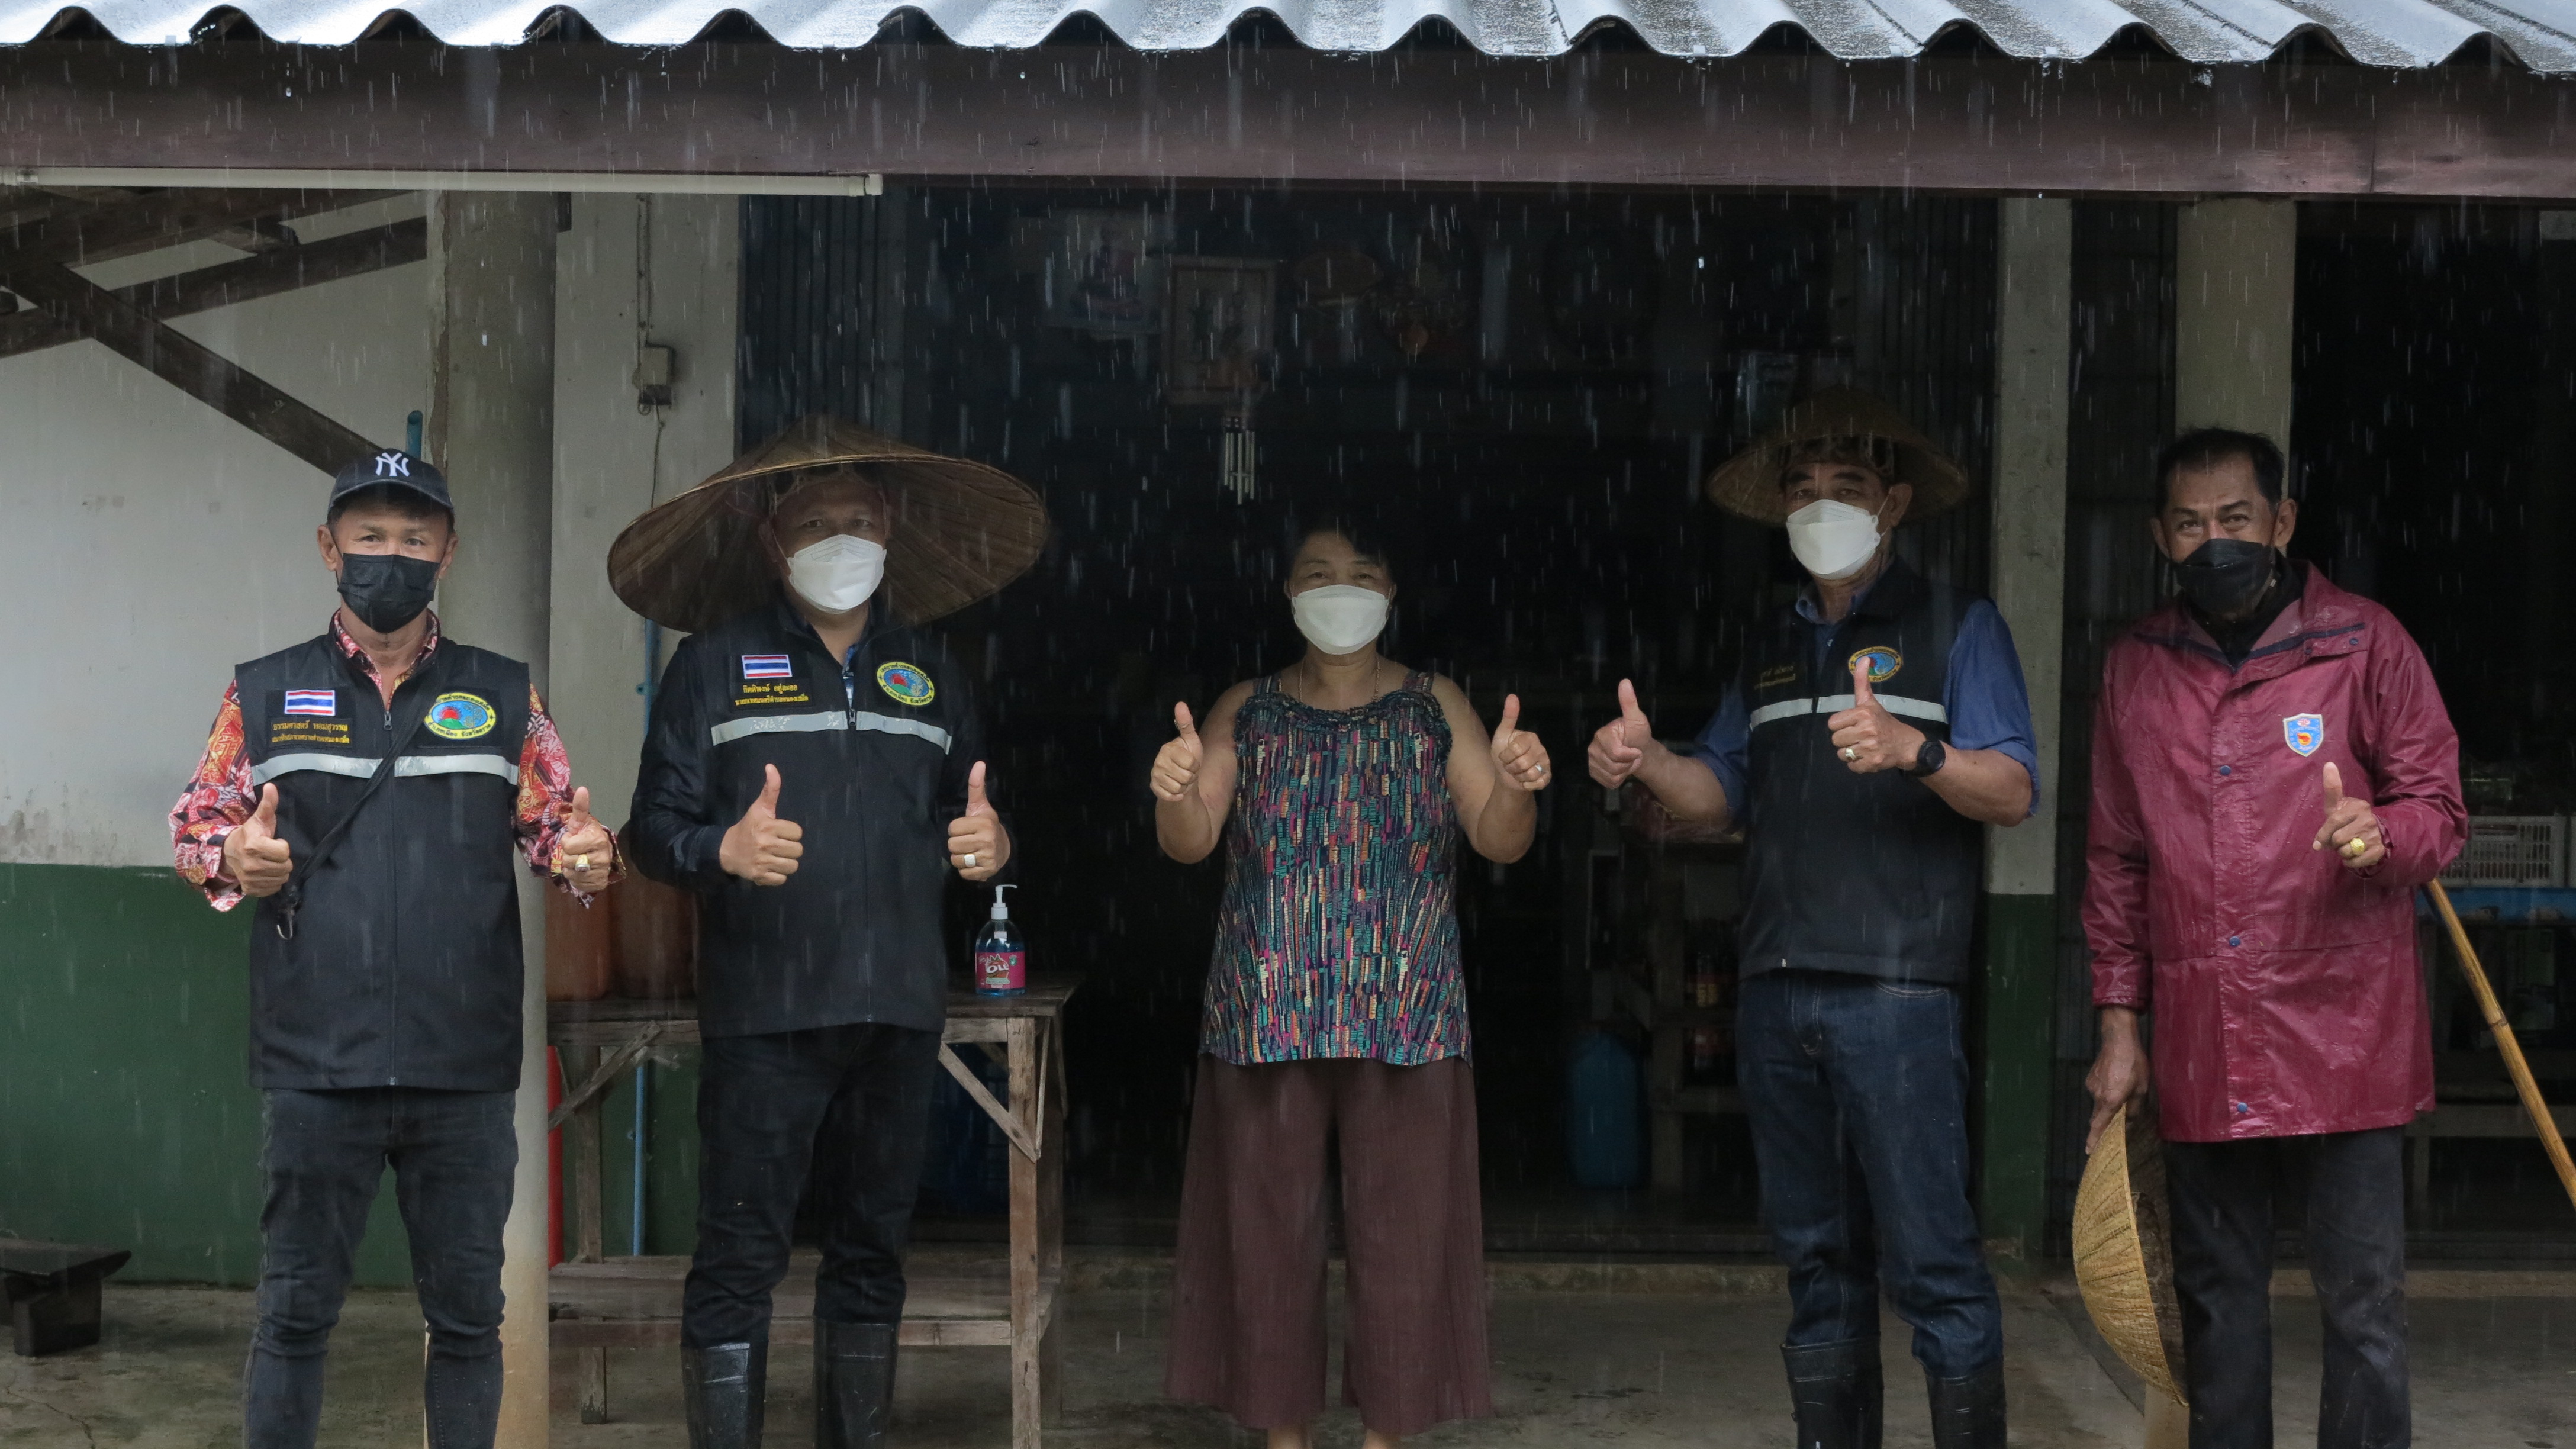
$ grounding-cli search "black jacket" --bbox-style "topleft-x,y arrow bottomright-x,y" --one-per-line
236,634 -> 532,1090
627,598 -> 990,1038
1738,559 -> 1986,984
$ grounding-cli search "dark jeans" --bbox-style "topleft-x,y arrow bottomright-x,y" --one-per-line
1737,970 -> 2002,1379
2165,1128 -> 2409,1449
246,1087 -> 517,1449
682,1022 -> 942,1348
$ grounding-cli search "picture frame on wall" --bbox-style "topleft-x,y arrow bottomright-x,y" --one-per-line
1164,256 -> 1277,406
1041,209 -> 1170,334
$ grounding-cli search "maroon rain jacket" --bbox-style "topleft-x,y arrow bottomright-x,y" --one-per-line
2084,565 -> 2466,1143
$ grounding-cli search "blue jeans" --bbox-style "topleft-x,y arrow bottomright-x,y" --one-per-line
246,1087 -> 517,1449
1737,970 -> 2001,1378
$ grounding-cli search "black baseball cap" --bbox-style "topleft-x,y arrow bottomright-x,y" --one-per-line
330,450 -> 453,515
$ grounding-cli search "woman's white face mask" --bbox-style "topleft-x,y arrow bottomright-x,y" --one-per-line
1783,498 -> 1886,581
784,533 -> 888,614
1290,584 -> 1390,656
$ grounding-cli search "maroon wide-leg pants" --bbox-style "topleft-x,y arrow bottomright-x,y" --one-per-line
1164,1054 -> 1493,1438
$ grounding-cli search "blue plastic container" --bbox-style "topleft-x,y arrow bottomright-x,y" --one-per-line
1565,1031 -> 1644,1189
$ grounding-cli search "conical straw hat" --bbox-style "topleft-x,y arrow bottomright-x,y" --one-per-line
2072,1103 -> 2189,1406
608,416 -> 1049,633
1703,387 -> 1972,524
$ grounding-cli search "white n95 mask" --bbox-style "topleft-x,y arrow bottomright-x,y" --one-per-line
785,534 -> 887,613
1290,585 -> 1390,656
1784,498 -> 1885,581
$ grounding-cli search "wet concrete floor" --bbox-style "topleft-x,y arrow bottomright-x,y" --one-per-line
4,1267 -> 2571,1446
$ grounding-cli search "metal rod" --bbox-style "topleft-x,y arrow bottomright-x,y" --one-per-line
2424,881 -> 2576,1211
7,166 -> 884,197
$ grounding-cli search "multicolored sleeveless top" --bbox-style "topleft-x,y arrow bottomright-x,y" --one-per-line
1199,671 -> 1469,1066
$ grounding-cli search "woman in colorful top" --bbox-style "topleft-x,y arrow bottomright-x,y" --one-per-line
1149,521 -> 1553,1449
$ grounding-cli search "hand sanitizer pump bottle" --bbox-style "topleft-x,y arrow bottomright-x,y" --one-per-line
973,884 -> 1026,996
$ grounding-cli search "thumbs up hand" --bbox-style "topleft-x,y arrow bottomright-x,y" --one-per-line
720,764 -> 804,886
1491,694 -> 1553,793
1149,703 -> 1205,803
224,783 -> 295,898
2314,761 -> 2384,871
1586,679 -> 1656,788
1826,661 -> 1925,775
948,761 -> 1008,881
554,786 -> 616,893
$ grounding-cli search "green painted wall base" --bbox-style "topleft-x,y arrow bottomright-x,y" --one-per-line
1,864 -> 412,1285
1979,891 -> 2058,1266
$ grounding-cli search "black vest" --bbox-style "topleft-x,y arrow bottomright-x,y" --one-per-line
661,605 -> 975,1038
236,634 -> 532,1090
1739,561 -> 1985,984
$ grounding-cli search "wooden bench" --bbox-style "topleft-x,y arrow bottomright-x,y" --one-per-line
547,981 -> 1074,1448
1,1238 -> 130,1356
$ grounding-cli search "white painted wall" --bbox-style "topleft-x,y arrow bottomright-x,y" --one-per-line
0,191 -> 741,865
0,198 -> 430,867
547,193 -> 739,829
2176,199 -> 2298,447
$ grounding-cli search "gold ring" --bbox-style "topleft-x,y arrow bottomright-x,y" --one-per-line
1841,747 -> 1859,762
2344,837 -> 2368,858
574,853 -> 590,871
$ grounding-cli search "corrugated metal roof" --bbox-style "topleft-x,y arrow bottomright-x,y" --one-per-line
7,0 -> 2574,67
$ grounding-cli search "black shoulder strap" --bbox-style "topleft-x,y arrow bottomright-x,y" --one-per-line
273,656 -> 443,941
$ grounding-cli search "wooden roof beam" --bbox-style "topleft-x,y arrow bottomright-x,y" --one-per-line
0,253 -> 381,473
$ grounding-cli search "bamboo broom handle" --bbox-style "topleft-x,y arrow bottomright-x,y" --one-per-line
2425,881 -> 2576,1211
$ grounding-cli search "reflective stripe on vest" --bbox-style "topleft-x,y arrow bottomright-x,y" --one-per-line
710,709 -> 954,754
1747,693 -> 1949,729
249,752 -> 522,788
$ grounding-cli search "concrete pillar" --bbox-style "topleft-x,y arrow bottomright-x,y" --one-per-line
424,189 -> 560,1449
2175,199 -> 2298,444
1980,197 -> 2071,1264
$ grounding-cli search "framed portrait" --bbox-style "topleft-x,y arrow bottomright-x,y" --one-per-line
1164,257 -> 1278,406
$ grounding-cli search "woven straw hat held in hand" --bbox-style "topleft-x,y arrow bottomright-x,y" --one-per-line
2072,1103 -> 2189,1408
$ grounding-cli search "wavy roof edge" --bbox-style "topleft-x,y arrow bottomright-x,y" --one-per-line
7,0 -> 2574,70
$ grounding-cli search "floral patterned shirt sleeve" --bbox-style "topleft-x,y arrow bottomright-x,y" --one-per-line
169,616 -> 620,910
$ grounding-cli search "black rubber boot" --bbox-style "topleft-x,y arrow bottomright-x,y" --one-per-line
1782,1337 -> 1884,1449
1925,1361 -> 2007,1449
814,1320 -> 899,1449
682,1341 -> 768,1449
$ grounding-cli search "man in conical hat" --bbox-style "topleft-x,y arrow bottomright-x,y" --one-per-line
1586,389 -> 2040,1448
620,418 -> 1046,1449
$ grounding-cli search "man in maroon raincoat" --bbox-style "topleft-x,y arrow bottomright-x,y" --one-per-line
2083,427 -> 2465,1449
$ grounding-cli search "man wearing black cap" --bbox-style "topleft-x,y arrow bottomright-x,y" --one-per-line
170,449 -> 619,1449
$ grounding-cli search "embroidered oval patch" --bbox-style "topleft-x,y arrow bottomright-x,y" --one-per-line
1847,646 -> 1903,684
876,661 -> 936,708
426,692 -> 497,740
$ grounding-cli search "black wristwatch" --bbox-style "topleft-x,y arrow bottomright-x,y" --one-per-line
1905,739 -> 1947,779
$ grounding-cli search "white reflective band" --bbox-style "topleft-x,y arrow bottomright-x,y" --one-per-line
710,710 -> 954,754
395,754 -> 520,784
251,752 -> 520,786
1748,694 -> 1950,729
251,753 -> 375,786
853,711 -> 954,754
711,711 -> 855,746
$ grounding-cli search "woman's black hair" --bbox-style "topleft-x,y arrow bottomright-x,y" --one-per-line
1281,510 -> 1396,579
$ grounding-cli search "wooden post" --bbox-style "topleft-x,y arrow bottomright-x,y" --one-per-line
1005,1017 -> 1043,1449
562,1044 -> 610,1422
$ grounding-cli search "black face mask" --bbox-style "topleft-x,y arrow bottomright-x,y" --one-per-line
2174,537 -> 2277,620
336,552 -> 441,633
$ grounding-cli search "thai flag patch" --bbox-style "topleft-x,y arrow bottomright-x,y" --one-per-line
283,690 -> 337,717
742,655 -> 793,680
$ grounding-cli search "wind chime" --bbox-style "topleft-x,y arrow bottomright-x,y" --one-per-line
1221,404 -> 1257,503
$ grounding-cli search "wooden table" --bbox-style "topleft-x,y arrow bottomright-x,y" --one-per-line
546,981 -> 1076,1448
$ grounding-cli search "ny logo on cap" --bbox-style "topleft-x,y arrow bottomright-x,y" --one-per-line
374,452 -> 412,478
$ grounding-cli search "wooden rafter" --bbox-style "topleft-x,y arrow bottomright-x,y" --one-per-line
0,255 -> 378,473
0,218 -> 427,360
